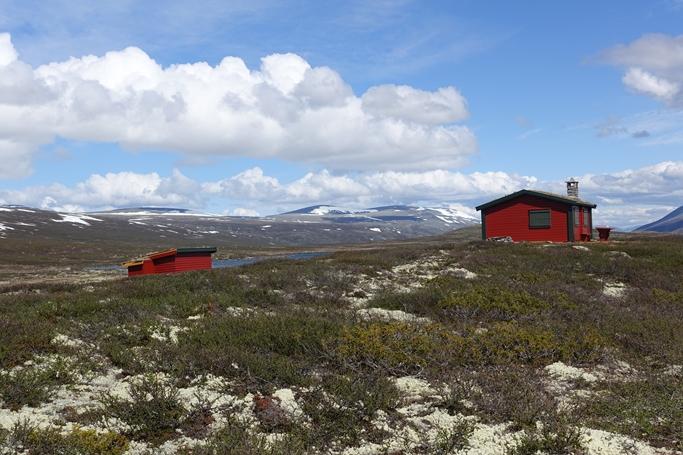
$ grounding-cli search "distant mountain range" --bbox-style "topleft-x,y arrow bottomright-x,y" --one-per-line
276,204 -> 478,225
635,206 -> 683,234
0,204 -> 479,247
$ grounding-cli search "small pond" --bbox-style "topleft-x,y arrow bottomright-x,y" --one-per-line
87,252 -> 328,272
212,252 -> 328,269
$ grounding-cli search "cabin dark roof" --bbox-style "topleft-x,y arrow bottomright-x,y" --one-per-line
475,189 -> 596,211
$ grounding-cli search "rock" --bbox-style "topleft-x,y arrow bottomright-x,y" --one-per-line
253,395 -> 289,430
393,376 -> 438,402
602,281 -> 628,298
488,236 -> 513,243
357,308 -> 430,323
272,388 -> 304,419
443,265 -> 477,279
663,365 -> 682,377
544,362 -> 599,383
606,251 -> 632,259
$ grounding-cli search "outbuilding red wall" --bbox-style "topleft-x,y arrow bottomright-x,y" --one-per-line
175,252 -> 212,272
127,259 -> 154,276
483,195 -> 569,242
150,252 -> 213,274
125,247 -> 216,276
152,255 -> 176,274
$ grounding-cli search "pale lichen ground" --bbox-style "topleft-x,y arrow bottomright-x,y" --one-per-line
0,252 -> 678,455
1,343 -> 672,453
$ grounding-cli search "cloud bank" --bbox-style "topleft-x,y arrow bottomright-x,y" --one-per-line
2,161 -> 681,227
0,32 -> 476,179
0,167 -> 536,214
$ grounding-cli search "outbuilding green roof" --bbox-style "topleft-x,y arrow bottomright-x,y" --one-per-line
176,247 -> 217,254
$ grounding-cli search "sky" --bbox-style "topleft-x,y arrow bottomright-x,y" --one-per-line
0,0 -> 682,227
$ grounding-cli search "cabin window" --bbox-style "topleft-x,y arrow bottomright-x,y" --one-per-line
583,208 -> 590,227
529,209 -> 551,228
573,206 -> 579,226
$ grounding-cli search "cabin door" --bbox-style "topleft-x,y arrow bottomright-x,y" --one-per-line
581,208 -> 591,241
574,208 -> 590,241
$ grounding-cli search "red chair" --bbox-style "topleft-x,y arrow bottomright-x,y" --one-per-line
596,226 -> 612,241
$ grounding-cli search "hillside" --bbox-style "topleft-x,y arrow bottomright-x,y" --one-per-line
636,206 -> 683,234
0,204 -> 478,259
1,232 -> 682,454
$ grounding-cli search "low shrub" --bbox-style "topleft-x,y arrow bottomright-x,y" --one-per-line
430,419 -> 475,454
466,366 -> 558,430
0,357 -> 76,410
98,374 -> 186,444
579,373 -> 683,450
180,417 -> 306,454
296,376 -> 396,448
473,322 -> 606,366
336,322 -> 463,374
370,286 -> 443,314
440,287 -> 549,320
2,420 -> 128,455
508,423 -> 586,455
322,373 -> 399,418
161,312 -> 343,387
0,311 -> 56,369
336,320 -> 606,376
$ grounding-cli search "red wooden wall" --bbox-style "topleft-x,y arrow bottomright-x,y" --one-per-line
483,195 -> 569,242
175,252 -> 212,272
127,259 -> 154,276
136,251 -> 213,275
152,255 -> 177,274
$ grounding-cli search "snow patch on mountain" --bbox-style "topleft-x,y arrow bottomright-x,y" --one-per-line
92,209 -> 218,217
284,205 -> 375,216
51,214 -> 103,226
423,206 -> 479,224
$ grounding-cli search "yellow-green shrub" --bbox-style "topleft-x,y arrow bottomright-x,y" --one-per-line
336,322 -> 464,373
473,322 -> 557,365
63,427 -> 129,455
440,287 -> 548,318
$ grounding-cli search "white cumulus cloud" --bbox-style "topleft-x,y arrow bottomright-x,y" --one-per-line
0,33 -> 477,179
361,85 -> 468,124
622,68 -> 679,101
0,33 -> 18,66
1,169 -> 202,212
580,160 -> 683,200
602,33 -> 683,105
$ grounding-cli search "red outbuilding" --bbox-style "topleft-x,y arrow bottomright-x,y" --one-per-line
475,180 -> 596,242
122,247 -> 217,276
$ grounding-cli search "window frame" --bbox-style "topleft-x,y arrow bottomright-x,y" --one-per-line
573,206 -> 580,226
528,209 -> 551,229
583,208 -> 590,227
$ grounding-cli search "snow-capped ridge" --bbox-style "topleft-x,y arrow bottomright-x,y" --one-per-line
89,207 -> 220,217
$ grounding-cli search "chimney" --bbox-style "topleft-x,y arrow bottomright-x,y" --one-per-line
566,178 -> 579,198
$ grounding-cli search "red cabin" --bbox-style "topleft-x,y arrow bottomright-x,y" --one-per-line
475,180 -> 596,243
122,247 -> 217,276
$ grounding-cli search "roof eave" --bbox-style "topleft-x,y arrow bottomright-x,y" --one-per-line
476,189 -> 596,211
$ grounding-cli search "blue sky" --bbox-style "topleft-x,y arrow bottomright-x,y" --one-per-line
0,0 -> 682,226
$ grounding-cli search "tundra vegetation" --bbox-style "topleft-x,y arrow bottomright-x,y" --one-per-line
0,229 -> 681,454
